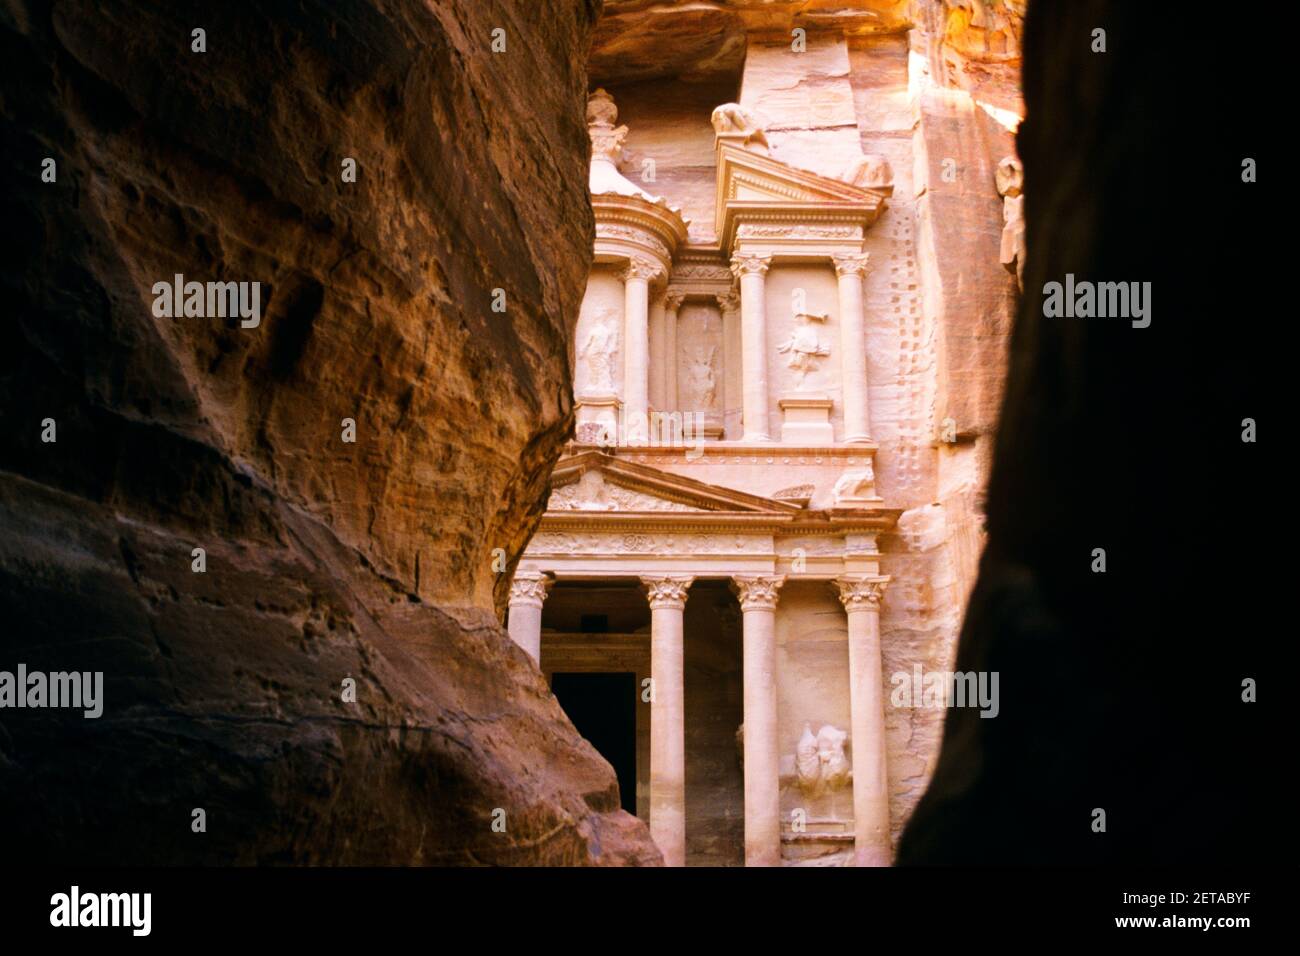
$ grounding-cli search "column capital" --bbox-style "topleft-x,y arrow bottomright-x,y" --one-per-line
641,574 -> 694,610
622,256 -> 664,284
730,254 -> 771,280
509,571 -> 552,609
832,253 -> 871,278
715,289 -> 741,313
834,575 -> 889,611
731,574 -> 786,611
664,289 -> 687,311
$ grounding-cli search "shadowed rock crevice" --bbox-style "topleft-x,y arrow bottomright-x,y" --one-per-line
897,1 -> 1270,864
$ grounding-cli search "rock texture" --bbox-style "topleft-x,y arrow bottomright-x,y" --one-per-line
898,1 -> 1269,863
0,0 -> 661,864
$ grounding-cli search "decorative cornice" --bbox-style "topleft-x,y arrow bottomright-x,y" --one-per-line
509,572 -> 552,608
642,575 -> 694,609
834,575 -> 889,611
832,253 -> 871,277
731,574 -> 786,611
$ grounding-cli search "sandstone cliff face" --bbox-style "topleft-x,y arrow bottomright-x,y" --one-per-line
0,0 -> 661,864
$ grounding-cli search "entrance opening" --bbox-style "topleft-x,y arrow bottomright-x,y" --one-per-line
551,672 -> 637,814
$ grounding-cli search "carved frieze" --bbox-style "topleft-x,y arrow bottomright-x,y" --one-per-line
528,531 -> 768,556
737,223 -> 863,240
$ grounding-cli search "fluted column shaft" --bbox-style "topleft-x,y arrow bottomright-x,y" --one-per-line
732,575 -> 785,866
642,575 -> 693,866
835,576 -> 891,866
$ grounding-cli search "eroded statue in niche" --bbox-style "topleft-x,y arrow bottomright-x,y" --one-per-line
710,103 -> 770,155
795,723 -> 852,796
777,311 -> 831,389
579,311 -> 619,393
995,155 -> 1026,291
838,152 -> 894,190
684,345 -> 718,409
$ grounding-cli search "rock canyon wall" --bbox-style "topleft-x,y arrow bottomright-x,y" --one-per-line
0,0 -> 661,865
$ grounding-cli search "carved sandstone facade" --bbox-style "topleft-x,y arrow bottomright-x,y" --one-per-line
510,9 -> 1021,867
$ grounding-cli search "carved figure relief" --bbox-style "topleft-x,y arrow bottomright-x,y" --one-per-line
684,345 -> 718,409
795,723 -> 852,796
777,311 -> 831,389
838,153 -> 894,190
832,464 -> 876,504
579,311 -> 619,394
996,155 -> 1026,290
710,103 -> 770,155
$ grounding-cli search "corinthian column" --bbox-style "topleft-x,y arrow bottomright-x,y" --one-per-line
622,258 -> 662,444
832,254 -> 872,443
507,572 -> 551,664
731,574 -> 785,867
641,574 -> 693,866
834,575 -> 891,866
730,254 -> 772,441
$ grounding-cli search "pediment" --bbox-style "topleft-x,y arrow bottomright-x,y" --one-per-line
713,143 -> 892,248
546,452 -> 802,515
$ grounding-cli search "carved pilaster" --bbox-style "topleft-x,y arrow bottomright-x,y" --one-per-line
715,290 -> 740,314
641,575 -> 694,609
731,574 -> 786,611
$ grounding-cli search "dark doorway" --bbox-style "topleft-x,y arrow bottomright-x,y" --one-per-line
551,672 -> 637,814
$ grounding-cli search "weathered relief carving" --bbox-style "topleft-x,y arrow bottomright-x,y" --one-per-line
832,464 -> 877,505
529,531 -> 766,556
772,484 -> 814,505
838,153 -> 894,190
795,723 -> 853,796
711,103 -> 770,155
579,311 -> 619,394
595,223 -> 671,262
996,155 -> 1026,290
684,345 -> 718,409
548,470 -> 694,512
738,223 -> 862,240
586,88 -> 628,164
777,311 -> 831,389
